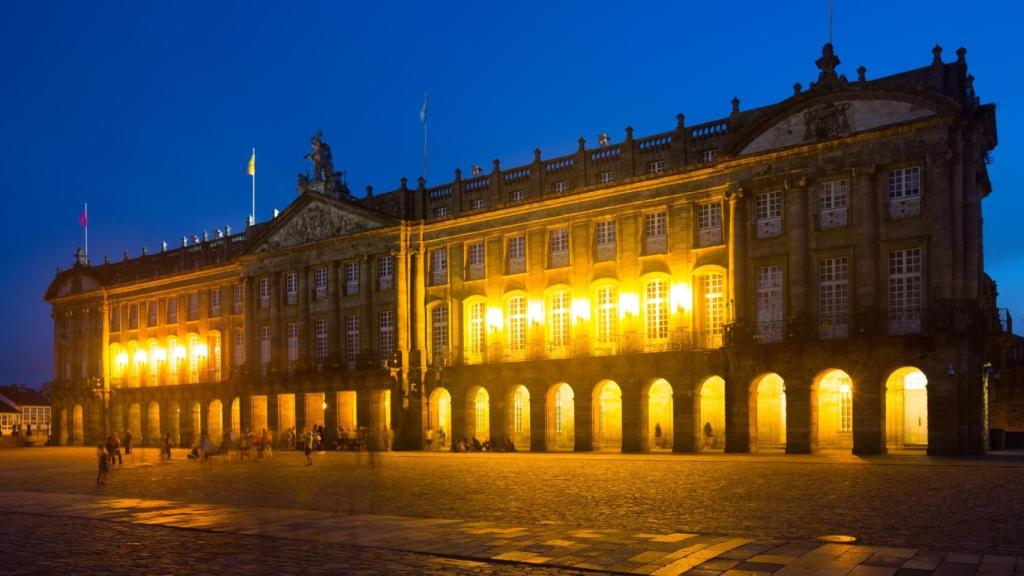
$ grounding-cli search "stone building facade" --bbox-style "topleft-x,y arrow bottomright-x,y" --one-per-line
46,45 -> 1007,456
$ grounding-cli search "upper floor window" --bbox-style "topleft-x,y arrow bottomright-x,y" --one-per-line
700,148 -> 718,164
433,206 -> 448,218
888,166 -> 921,219
549,228 -> 570,268
233,330 -> 245,366
818,257 -> 850,340
258,277 -> 270,308
232,284 -> 243,314
468,302 -> 486,360
431,248 -> 448,285
646,160 -> 665,174
549,290 -> 571,350
110,306 -> 121,332
889,248 -> 922,335
378,256 -> 394,290
259,326 -> 271,366
187,293 -> 199,321
167,297 -> 177,323
510,190 -> 524,203
598,171 -> 615,184
551,181 -> 568,194
128,303 -> 139,330
378,311 -> 394,364
644,279 -> 669,343
431,305 -> 449,363
147,301 -> 158,327
345,315 -> 360,362
466,242 -> 485,280
315,319 -> 328,362
596,286 -> 618,345
595,220 -> 616,262
756,265 -> 784,343
471,198 -> 486,210
643,212 -> 667,254
697,202 -> 723,247
344,261 -> 359,295
818,179 -> 849,229
507,296 -> 528,353
507,235 -> 526,274
313,266 -> 327,301
286,323 -> 299,366
209,288 -> 221,316
697,273 -> 724,348
756,191 -> 784,239
285,272 -> 298,305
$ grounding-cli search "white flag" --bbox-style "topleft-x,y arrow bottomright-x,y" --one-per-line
419,93 -> 428,124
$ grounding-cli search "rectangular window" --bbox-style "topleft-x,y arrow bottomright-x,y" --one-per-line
645,280 -> 668,341
818,179 -> 849,229
596,286 -> 618,345
697,202 -> 723,247
701,148 -> 718,163
510,190 -> 524,203
888,166 -> 922,219
552,181 -> 568,194
598,171 -> 615,184
233,330 -> 244,366
507,296 -> 527,353
128,304 -> 139,330
471,198 -> 486,210
700,274 -> 724,348
595,219 -> 616,261
819,257 -> 850,339
259,277 -> 270,308
378,311 -> 394,364
646,160 -> 665,174
840,380 -> 853,433
466,242 -> 485,280
378,256 -> 394,290
167,298 -> 177,323
756,191 -> 784,238
756,265 -> 784,343
147,301 -> 158,327
469,302 -> 486,357
431,305 -> 448,362
889,248 -> 922,335
314,266 -> 327,301
345,315 -> 360,361
315,319 -> 328,362
233,284 -> 243,314
187,293 -> 199,321
210,288 -> 221,316
433,206 -> 448,218
287,323 -> 299,366
111,306 -> 121,332
259,326 -> 271,365
431,248 -> 448,285
344,261 -> 359,295
643,212 -> 667,254
507,235 -> 526,274
285,272 -> 298,305
549,228 -> 569,268
549,290 -> 570,349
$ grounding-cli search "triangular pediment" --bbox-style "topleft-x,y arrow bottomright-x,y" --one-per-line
248,194 -> 396,254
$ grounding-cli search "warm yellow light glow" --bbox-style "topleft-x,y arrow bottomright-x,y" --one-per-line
173,345 -> 187,360
322,401 -> 328,410
133,349 -> 148,364
839,382 -> 851,394
528,300 -> 545,325
486,307 -> 504,331
153,348 -> 167,362
671,282 -> 692,313
115,351 -> 129,367
195,343 -> 209,358
619,292 -> 639,318
571,298 -> 591,323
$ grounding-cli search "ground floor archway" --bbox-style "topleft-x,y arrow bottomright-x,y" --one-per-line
885,367 -> 928,449
370,389 -> 392,449
592,380 -> 622,451
753,373 -> 786,449
59,408 -> 69,445
507,385 -> 531,451
305,392 -> 325,432
546,383 -> 575,451
428,388 -> 451,450
816,369 -> 853,450
699,376 -> 725,451
645,379 -> 673,451
466,386 -> 490,444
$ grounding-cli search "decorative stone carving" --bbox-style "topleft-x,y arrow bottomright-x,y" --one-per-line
803,102 -> 851,141
256,202 -> 379,252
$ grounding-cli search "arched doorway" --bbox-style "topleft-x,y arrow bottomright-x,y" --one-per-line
644,379 -> 673,451
147,401 -> 161,446
816,369 -> 854,450
885,367 -> 928,449
752,373 -> 786,450
466,386 -> 490,443
129,403 -> 142,443
189,401 -> 201,446
230,397 -> 242,436
167,401 -> 181,446
546,383 -> 575,451
59,408 -> 68,445
592,380 -> 622,451
699,376 -> 725,451
507,385 -> 531,451
428,388 -> 452,450
208,400 -> 223,445
72,404 -> 84,445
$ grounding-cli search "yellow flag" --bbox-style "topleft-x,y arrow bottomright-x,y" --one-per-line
247,150 -> 255,176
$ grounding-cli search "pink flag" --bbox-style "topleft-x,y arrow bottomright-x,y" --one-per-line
79,206 -> 87,228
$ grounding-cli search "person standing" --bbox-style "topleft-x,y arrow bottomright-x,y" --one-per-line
124,430 -> 133,455
96,445 -> 109,485
303,428 -> 313,466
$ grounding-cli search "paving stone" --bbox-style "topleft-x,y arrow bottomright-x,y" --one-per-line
945,553 -> 983,565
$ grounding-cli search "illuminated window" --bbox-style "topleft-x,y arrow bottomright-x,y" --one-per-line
188,334 -> 200,383
258,278 -> 270,308
147,301 -> 158,327
315,319 -> 328,362
471,198 -> 486,210
431,305 -> 448,362
466,241 -> 485,280
346,315 -> 360,362
552,181 -> 568,194
839,379 -> 853,432
232,330 -> 244,366
128,303 -> 139,329
756,191 -> 783,238
378,256 -> 394,290
209,332 -> 222,381
549,290 -> 570,348
259,326 -> 271,366
697,202 -> 723,246
286,272 -> 298,305
507,235 -> 525,274
595,220 -> 616,262
889,248 -> 922,335
756,265 -> 784,343
110,306 -> 121,332
167,337 -> 179,383
209,288 -> 221,316
888,166 -> 922,219
313,266 -> 327,301
187,293 -> 198,321
646,160 -> 665,174
149,341 -> 160,385
233,284 -> 243,314
596,286 -> 618,344
167,297 -> 177,323
701,148 -> 718,163
287,323 -> 299,366
819,257 -> 849,339
699,273 -> 724,348
598,171 -> 615,184
818,179 -> 849,229
469,302 -> 486,356
507,296 -> 527,352
433,206 -> 448,218
510,190 -> 524,203
645,279 -> 668,341
378,311 -> 394,364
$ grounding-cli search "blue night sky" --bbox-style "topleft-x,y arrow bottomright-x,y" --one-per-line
1,1 -> 1021,387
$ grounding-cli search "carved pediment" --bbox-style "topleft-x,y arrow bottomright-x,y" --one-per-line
252,201 -> 386,253
739,98 -> 937,156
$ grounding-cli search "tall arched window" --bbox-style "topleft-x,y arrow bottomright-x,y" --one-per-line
467,301 -> 486,363
644,279 -> 668,342
507,296 -> 527,353
596,286 -> 618,344
167,337 -> 180,384
431,305 -> 448,364
548,289 -> 570,351
210,331 -> 222,382
697,273 -> 724,348
188,334 -> 200,383
148,341 -> 160,386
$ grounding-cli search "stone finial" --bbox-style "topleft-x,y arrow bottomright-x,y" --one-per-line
192,234 -> 199,245
366,185 -> 374,197
814,43 -> 841,85
225,225 -> 231,236
104,255 -> 110,264
161,241 -> 167,252
492,158 -> 501,172
471,164 -> 482,176
533,148 -> 542,162
793,82 -> 802,95
857,66 -> 866,82
676,113 -> 685,129
731,97 -> 740,114
122,250 -> 129,261
203,231 -> 209,242
215,228 -> 223,238
577,136 -> 586,151
400,176 -> 408,190
956,47 -> 967,64
142,246 -> 148,256
598,132 -> 609,147
932,44 -> 943,65
416,176 -> 426,189
182,235 -> 188,247
625,126 -> 634,140
454,167 -> 462,180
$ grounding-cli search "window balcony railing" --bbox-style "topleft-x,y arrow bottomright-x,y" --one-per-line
466,264 -> 485,280
755,320 -> 784,343
756,218 -> 783,239
888,196 -> 921,219
378,277 -> 393,291
595,243 -> 616,262
818,315 -> 849,340
548,251 -> 569,269
888,309 -> 922,335
286,292 -> 297,305
819,208 -> 848,229
507,258 -> 526,275
643,235 -> 667,255
315,287 -> 327,301
431,269 -> 447,286
345,281 -> 359,295
697,226 -> 722,247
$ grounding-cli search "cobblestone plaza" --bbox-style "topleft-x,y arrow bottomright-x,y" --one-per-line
1,448 -> 1023,574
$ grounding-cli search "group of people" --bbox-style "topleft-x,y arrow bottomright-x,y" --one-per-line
450,436 -> 517,453
95,430 -> 134,485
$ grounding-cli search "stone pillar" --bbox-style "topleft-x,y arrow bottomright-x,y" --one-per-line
727,188 -> 746,324
267,390 -> 279,438
785,380 -> 813,454
295,389 -> 307,433
621,384 -> 643,453
490,390 -> 506,448
788,181 -> 810,317
325,389 -> 338,444
674,381 -> 698,453
852,369 -> 885,455
724,373 -> 751,453
574,385 -> 593,451
450,385 -> 467,447
529,384 -> 546,452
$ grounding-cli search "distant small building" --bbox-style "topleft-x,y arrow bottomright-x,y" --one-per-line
0,386 -> 52,436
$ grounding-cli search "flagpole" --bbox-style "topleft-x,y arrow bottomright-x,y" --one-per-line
251,147 -> 256,226
84,203 -> 88,257
422,92 -> 428,182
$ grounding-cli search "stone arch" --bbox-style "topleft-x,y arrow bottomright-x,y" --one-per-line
813,368 -> 854,450
885,366 -> 929,449
208,399 -> 223,445
750,373 -> 787,450
465,386 -> 490,443
506,385 -> 531,451
428,387 -> 452,450
592,379 -> 622,451
641,378 -> 673,451
698,376 -> 726,450
546,382 -> 575,451
147,401 -> 161,446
